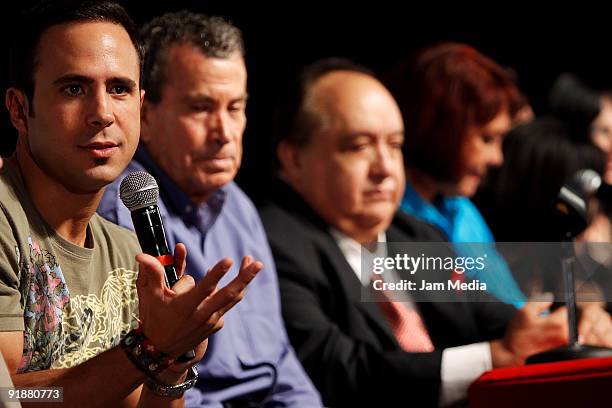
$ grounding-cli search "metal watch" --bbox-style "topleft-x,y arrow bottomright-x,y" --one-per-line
145,366 -> 198,398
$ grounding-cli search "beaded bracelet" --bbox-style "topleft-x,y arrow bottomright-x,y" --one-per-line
121,327 -> 175,378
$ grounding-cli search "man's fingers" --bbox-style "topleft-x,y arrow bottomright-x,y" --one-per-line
197,260 -> 263,319
599,320 -> 612,347
524,299 -> 553,317
579,317 -> 594,342
547,306 -> 568,325
530,307 -> 569,347
181,258 -> 234,311
174,243 -> 187,278
172,274 -> 196,295
197,314 -> 225,338
240,259 -> 262,285
580,306 -> 612,347
136,253 -> 168,298
200,258 -> 234,295
240,255 -> 253,271
596,313 -> 612,347
577,305 -> 601,342
136,263 -> 148,291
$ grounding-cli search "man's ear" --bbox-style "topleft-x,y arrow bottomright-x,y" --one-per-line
140,99 -> 152,144
5,88 -> 30,136
277,140 -> 303,184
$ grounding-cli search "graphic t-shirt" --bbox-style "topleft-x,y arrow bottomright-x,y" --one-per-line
0,161 -> 140,373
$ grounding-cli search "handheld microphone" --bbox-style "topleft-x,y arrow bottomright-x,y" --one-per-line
120,171 -> 195,362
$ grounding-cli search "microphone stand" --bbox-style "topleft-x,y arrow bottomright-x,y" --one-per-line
526,237 -> 612,364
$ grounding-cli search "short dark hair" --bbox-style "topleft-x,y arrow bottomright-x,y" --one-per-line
140,11 -> 245,104
8,0 -> 143,106
386,42 -> 526,182
272,57 -> 375,151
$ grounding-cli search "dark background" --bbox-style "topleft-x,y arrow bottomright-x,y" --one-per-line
3,2 -> 612,201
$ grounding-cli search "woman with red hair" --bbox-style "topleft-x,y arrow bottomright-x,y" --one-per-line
387,42 -> 529,307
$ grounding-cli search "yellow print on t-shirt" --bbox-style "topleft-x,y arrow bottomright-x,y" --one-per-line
52,267 -> 138,368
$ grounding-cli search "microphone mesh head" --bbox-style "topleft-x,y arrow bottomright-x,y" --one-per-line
573,169 -> 602,196
119,171 -> 159,211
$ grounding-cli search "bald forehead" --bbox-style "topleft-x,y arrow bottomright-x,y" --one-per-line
308,70 -> 381,110
305,70 -> 402,131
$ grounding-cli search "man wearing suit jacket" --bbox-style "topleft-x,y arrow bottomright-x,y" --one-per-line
259,58 -> 612,407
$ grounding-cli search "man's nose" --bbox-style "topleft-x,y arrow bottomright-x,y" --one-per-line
87,90 -> 114,129
206,111 -> 230,145
370,146 -> 394,180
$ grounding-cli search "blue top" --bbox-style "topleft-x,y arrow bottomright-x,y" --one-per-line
401,183 -> 526,308
98,146 -> 322,407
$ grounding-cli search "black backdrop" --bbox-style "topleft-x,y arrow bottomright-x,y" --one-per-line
3,1 -> 611,201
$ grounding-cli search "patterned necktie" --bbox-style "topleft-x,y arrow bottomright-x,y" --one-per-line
378,299 -> 434,352
374,274 -> 435,352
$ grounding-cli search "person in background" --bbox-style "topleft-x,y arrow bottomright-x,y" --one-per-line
522,73 -> 612,243
98,11 -> 322,407
548,72 -> 612,185
260,58 -> 612,407
386,42 -> 527,307
483,117 -> 607,242
481,117 -> 612,305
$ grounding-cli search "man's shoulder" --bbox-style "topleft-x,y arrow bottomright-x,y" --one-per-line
259,200 -> 298,231
0,164 -> 24,213
259,200 -> 323,248
0,164 -> 39,242
0,166 -> 13,195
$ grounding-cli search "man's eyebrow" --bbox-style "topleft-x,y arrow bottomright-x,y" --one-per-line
233,93 -> 249,102
52,74 -> 94,86
387,130 -> 405,138
338,132 -> 376,142
52,74 -> 137,89
183,93 -> 249,103
339,130 -> 404,142
107,77 -> 138,89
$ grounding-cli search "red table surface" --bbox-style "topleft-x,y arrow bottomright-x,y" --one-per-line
468,356 -> 612,407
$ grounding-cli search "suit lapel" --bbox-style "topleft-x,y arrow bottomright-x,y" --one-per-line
316,230 -> 400,345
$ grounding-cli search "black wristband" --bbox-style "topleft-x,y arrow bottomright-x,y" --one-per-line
121,327 -> 175,378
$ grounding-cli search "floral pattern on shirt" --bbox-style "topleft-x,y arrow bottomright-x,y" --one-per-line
18,237 -> 70,372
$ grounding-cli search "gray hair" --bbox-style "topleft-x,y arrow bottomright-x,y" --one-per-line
140,10 -> 244,103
